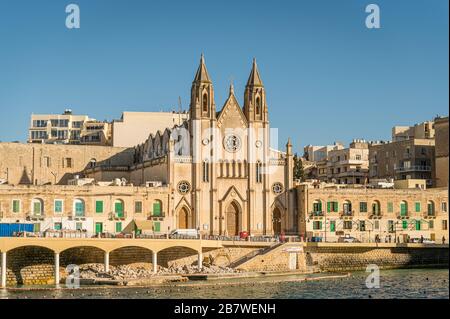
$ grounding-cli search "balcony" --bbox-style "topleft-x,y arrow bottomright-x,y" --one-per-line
395,165 -> 431,172
309,211 -> 324,218
369,212 -> 383,219
396,212 -> 410,219
423,211 -> 436,219
109,212 -> 126,220
147,212 -> 165,220
68,211 -> 86,220
340,211 -> 354,219
26,212 -> 45,220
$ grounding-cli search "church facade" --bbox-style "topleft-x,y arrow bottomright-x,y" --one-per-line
129,56 -> 296,236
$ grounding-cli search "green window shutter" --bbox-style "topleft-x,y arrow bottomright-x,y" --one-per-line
115,202 -> 124,217
154,222 -> 161,232
95,222 -> 103,234
54,223 -> 61,230
13,200 -> 20,213
415,202 -> 421,212
95,201 -> 103,213
387,202 -> 393,213
319,221 -> 322,229
400,203 -> 407,216
115,222 -> 122,233
415,220 -> 421,231
427,203 -> 433,215
75,202 -> 84,215
33,202 -> 41,215
334,202 -> 339,212
55,200 -> 62,213
153,202 -> 161,216
318,201 -> 322,212
135,201 -> 142,213
402,220 -> 408,230
330,221 -> 335,232
327,202 -> 331,213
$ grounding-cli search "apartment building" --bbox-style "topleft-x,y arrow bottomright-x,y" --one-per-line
303,142 -> 344,162
324,140 -> 369,185
434,116 -> 449,188
392,120 -> 435,142
28,109 -> 111,146
297,183 -> 448,243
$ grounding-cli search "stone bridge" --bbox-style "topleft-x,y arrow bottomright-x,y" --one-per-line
0,237 -> 223,287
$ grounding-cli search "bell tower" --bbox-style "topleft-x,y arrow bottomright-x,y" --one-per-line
243,58 -> 267,123
190,54 -> 216,120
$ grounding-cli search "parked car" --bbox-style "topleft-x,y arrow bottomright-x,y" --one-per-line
410,238 -> 435,244
338,235 -> 360,243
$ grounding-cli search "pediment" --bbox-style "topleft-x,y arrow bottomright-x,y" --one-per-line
216,94 -> 248,129
219,185 -> 246,203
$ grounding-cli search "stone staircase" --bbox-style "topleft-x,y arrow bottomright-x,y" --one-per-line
227,242 -> 284,269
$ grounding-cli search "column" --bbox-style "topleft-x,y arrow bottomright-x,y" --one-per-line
198,251 -> 203,271
54,252 -> 60,286
1,251 -> 6,288
152,251 -> 158,274
104,251 -> 110,272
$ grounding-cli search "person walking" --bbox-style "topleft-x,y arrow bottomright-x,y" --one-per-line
442,236 -> 446,245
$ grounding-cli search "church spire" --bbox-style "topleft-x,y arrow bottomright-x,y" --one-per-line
193,54 -> 212,84
246,58 -> 264,87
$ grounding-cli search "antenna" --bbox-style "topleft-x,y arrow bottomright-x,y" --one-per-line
178,96 -> 182,123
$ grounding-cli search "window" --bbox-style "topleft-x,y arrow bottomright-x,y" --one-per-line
54,200 -> 63,214
202,160 -> 209,182
312,221 -> 322,230
43,156 -> 51,168
415,202 -> 421,213
387,202 -> 393,213
356,155 -> 361,160
33,120 -> 47,127
95,222 -> 103,234
330,220 -> 336,232
12,199 -> 21,213
32,198 -> 43,216
152,200 -> 162,216
313,200 -> 322,213
442,220 -> 448,231
359,202 -> 368,213
388,220 -> 394,233
372,201 -> 380,215
441,202 -> 447,213
327,201 -> 339,212
54,223 -> 62,231
134,201 -> 142,214
114,200 -> 124,217
343,221 -> 352,230
256,97 -> 261,116
429,220 -> 434,230
343,201 -> 352,215
427,201 -> 435,216
415,220 -> 421,231
359,221 -> 366,231
74,199 -> 85,217
256,161 -> 263,183
402,220 -> 408,230
375,220 -> 380,230
153,221 -> 161,232
63,157 -> 73,168
115,222 -> 122,233
95,200 -> 103,213
202,93 -> 208,112
400,201 -> 408,216
76,222 -> 82,231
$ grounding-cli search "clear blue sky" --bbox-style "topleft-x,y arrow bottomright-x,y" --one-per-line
0,0 -> 448,154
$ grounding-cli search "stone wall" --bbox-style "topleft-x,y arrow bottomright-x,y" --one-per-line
305,244 -> 449,272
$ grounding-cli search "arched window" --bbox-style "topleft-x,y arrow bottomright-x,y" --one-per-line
225,161 -> 230,177
256,161 -> 262,183
73,198 -> 85,217
32,198 -> 44,216
152,200 -> 162,217
202,160 -> 209,182
89,159 -> 97,169
372,200 -> 380,216
202,93 -> 208,112
255,96 -> 261,116
343,200 -> 352,216
400,201 -> 408,217
114,199 -> 124,218
312,200 -> 322,214
427,201 -> 435,216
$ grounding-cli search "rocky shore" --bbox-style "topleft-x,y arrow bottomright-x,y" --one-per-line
76,263 -> 240,283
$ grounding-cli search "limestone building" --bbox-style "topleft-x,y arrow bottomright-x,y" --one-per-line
434,116 -> 449,188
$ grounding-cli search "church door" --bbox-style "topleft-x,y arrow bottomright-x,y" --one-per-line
226,202 -> 240,236
178,207 -> 189,229
273,208 -> 282,235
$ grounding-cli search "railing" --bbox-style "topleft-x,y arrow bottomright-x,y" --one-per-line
310,211 -> 324,217
147,212 -> 166,219
26,212 -> 45,220
340,210 -> 354,218
108,212 -> 127,220
369,211 -> 383,219
397,212 -> 409,219
423,211 -> 436,218
395,165 -> 431,172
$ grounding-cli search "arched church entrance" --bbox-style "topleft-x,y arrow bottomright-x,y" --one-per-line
178,207 -> 189,229
273,207 -> 282,235
226,201 -> 240,236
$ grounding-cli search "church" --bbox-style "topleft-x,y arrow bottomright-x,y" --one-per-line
94,56 -> 296,236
